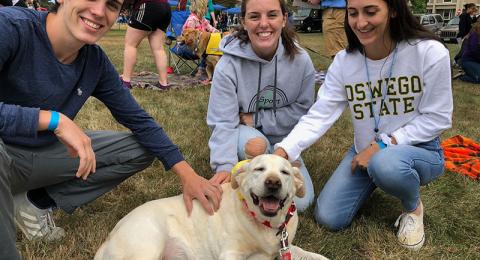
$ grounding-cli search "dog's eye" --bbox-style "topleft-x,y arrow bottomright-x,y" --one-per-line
281,170 -> 290,175
254,167 -> 265,172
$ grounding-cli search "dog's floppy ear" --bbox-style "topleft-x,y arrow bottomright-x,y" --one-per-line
181,29 -> 195,45
231,160 -> 250,189
292,165 -> 305,198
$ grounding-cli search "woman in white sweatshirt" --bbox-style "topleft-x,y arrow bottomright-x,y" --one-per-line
275,0 -> 452,251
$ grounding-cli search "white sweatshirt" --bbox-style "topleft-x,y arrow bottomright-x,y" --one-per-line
276,39 -> 453,161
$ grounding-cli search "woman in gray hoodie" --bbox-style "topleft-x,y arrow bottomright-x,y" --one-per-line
207,0 -> 316,211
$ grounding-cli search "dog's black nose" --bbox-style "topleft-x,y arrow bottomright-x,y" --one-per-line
265,177 -> 282,192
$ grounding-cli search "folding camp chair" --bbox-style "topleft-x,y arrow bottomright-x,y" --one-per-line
167,10 -> 201,75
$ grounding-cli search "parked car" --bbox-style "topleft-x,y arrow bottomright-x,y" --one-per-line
292,7 -> 322,33
438,16 -> 460,43
414,13 -> 444,33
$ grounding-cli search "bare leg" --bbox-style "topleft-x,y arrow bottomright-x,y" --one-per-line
123,26 -> 149,82
148,29 -> 168,86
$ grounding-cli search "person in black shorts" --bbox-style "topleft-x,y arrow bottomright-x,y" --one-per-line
122,0 -> 172,90
0,0 -> 12,7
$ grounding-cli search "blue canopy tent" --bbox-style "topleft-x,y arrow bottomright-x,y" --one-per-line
168,0 -> 178,7
224,7 -> 241,14
213,4 -> 227,11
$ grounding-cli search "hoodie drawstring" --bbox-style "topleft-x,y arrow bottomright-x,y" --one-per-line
254,57 -> 278,128
273,56 -> 278,117
254,63 -> 262,128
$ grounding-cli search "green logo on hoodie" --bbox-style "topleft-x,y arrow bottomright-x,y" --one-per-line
248,85 -> 288,112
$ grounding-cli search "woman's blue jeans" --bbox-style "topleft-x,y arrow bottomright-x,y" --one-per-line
459,60 -> 480,84
237,125 -> 315,212
314,138 -> 444,231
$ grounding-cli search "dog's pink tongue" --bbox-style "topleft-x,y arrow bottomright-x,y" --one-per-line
260,199 -> 280,212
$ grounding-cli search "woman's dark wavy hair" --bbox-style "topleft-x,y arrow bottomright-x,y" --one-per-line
345,0 -> 444,53
50,0 -> 133,13
234,0 -> 299,59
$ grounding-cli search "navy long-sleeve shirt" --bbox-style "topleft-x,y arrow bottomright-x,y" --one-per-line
457,12 -> 474,39
0,7 -> 183,170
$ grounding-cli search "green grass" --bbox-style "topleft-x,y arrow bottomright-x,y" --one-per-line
17,31 -> 480,259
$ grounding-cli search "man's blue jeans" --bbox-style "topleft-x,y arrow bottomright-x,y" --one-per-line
314,138 -> 444,231
237,125 -> 315,212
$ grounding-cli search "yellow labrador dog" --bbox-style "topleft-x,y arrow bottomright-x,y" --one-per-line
95,154 -> 328,260
180,28 -> 230,81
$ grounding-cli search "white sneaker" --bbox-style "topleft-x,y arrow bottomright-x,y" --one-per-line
452,71 -> 465,79
13,192 -> 65,241
394,202 -> 425,251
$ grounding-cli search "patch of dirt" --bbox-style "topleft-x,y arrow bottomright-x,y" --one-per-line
129,71 -> 209,90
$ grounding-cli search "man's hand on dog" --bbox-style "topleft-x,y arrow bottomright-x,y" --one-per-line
209,171 -> 231,185
172,161 -> 222,216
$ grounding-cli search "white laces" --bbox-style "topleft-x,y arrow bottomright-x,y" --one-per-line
394,212 -> 416,236
38,208 -> 57,235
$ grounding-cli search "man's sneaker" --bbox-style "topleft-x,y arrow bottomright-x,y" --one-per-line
13,192 -> 65,241
394,202 -> 425,251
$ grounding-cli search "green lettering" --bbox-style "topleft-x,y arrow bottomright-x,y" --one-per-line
345,85 -> 354,101
398,76 -> 409,95
371,80 -> 383,98
365,101 -> 375,118
379,99 -> 390,116
355,83 -> 366,101
388,98 -> 400,115
353,103 -> 364,119
403,96 -> 415,113
411,76 -> 422,93
386,80 -> 396,95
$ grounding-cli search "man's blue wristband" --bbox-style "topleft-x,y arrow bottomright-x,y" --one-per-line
48,111 -> 60,131
376,140 -> 387,149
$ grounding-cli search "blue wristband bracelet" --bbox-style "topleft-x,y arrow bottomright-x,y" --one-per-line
376,140 -> 387,149
48,111 -> 60,131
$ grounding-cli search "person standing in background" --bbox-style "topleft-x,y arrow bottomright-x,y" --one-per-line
0,0 -> 12,7
121,0 -> 173,90
308,0 -> 347,59
453,3 -> 477,66
457,3 -> 478,45
205,0 -> 217,28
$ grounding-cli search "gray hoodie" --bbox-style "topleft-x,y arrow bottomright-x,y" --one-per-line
207,35 -> 316,173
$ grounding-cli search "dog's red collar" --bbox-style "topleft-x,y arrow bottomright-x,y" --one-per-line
236,191 -> 296,232
237,191 -> 295,260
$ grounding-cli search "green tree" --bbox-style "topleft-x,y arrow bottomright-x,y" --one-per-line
36,0 -> 53,8
410,0 -> 428,14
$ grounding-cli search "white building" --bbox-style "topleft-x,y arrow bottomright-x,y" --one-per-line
426,0 -> 480,21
